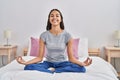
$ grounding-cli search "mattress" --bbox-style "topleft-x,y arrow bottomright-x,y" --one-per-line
0,56 -> 119,80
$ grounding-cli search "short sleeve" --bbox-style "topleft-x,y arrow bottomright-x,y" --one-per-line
40,32 -> 46,43
65,32 -> 72,44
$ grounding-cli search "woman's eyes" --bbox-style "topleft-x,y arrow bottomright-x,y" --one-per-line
56,15 -> 60,17
50,15 -> 60,17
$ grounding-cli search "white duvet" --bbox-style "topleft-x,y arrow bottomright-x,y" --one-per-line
0,56 -> 119,80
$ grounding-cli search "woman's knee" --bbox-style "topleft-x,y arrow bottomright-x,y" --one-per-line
24,64 -> 33,70
78,67 -> 86,72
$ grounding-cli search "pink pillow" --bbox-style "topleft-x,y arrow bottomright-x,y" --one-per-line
29,37 -> 79,59
29,37 -> 46,57
66,38 -> 79,59
30,37 -> 39,56
72,38 -> 79,59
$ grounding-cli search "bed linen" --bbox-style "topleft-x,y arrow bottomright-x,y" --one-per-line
0,56 -> 118,80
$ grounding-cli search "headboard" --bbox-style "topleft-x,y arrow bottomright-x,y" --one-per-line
23,48 -> 100,56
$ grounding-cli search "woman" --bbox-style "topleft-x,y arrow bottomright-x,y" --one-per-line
16,9 -> 92,73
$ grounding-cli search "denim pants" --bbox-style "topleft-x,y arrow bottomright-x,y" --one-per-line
24,61 -> 86,73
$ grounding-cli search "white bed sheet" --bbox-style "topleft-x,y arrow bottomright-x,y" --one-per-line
0,56 -> 119,80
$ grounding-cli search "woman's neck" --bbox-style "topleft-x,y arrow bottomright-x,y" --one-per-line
50,25 -> 63,35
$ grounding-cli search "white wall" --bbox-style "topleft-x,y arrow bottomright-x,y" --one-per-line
0,0 -> 120,68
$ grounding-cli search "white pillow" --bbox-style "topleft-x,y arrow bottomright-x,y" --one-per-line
78,38 -> 89,58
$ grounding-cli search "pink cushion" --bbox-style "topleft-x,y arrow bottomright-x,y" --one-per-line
29,37 -> 46,57
29,37 -> 79,59
30,37 -> 39,56
72,38 -> 79,59
66,38 -> 79,59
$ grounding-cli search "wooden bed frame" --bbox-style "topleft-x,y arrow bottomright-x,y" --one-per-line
23,48 -> 100,56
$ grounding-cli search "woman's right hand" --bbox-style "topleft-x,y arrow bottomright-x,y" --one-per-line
16,56 -> 27,65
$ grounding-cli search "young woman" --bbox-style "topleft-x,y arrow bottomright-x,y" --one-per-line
16,9 -> 92,73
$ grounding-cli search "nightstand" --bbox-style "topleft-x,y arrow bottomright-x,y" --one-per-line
0,45 -> 17,64
104,46 -> 120,77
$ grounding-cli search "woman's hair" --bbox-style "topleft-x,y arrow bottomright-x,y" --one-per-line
46,9 -> 64,30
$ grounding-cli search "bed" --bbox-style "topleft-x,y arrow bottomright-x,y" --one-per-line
0,56 -> 119,80
0,37 -> 119,80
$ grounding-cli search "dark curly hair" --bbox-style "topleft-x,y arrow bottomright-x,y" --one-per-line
46,9 -> 64,30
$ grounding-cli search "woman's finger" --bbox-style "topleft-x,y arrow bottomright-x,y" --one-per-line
84,57 -> 89,63
89,59 -> 92,64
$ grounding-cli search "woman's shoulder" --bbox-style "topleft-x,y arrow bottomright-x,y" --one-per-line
63,30 -> 71,36
41,31 -> 49,35
40,31 -> 49,37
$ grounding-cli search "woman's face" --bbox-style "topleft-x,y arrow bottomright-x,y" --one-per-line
49,10 -> 61,26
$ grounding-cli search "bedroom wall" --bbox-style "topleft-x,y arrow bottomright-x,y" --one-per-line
0,0 -> 120,70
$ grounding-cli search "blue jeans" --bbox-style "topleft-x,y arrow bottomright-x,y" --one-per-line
24,61 -> 86,73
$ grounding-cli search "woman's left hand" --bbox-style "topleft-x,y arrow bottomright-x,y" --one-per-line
82,57 -> 92,66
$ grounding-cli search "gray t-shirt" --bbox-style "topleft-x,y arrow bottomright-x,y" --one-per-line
40,30 -> 71,62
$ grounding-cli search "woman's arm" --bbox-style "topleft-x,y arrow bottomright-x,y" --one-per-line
67,38 -> 92,66
16,38 -> 45,65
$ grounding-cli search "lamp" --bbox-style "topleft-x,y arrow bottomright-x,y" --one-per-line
4,30 -> 11,46
114,30 -> 120,47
